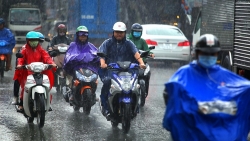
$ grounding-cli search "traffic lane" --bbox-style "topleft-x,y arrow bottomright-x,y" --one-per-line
0,60 -> 181,141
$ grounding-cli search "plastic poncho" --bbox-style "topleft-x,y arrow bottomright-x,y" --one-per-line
13,44 -> 56,100
0,28 -> 16,54
163,61 -> 250,141
63,42 -> 100,76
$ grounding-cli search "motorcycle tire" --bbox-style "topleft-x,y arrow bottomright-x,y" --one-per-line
73,105 -> 80,111
83,89 -> 92,115
0,60 -> 5,78
27,117 -> 34,123
139,83 -> 146,107
122,103 -> 131,133
36,94 -> 45,128
111,121 -> 119,127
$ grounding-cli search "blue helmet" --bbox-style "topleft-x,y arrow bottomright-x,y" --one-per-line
0,18 -> 5,25
26,31 -> 40,40
36,32 -> 45,41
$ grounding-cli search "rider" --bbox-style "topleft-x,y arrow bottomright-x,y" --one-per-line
14,31 -> 57,111
63,25 -> 100,103
48,24 -> 71,90
0,18 -> 16,71
48,24 -> 71,50
98,21 -> 146,117
163,34 -> 250,140
11,32 -> 46,105
128,23 -> 155,96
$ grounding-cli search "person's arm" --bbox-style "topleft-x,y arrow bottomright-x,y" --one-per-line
99,40 -> 108,68
129,40 -> 146,69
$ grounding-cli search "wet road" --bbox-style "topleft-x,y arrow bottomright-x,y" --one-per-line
0,54 -> 183,141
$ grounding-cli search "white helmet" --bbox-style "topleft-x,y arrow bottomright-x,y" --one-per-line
113,22 -> 127,31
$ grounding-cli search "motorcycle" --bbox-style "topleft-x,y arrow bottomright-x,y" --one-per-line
49,43 -> 69,94
70,67 -> 98,115
15,62 -> 55,128
0,40 -> 12,78
138,46 -> 155,106
97,51 -> 148,133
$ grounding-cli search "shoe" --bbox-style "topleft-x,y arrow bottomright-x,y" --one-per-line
17,106 -> 24,113
11,97 -> 18,105
101,106 -> 109,117
49,107 -> 53,111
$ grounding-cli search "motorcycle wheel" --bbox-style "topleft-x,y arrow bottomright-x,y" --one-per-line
111,121 -> 119,127
0,60 -> 5,78
122,103 -> 131,133
37,94 -> 45,128
139,82 -> 146,107
73,105 -> 80,111
27,117 -> 34,123
83,89 -> 92,115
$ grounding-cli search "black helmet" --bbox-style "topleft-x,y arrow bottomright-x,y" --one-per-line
195,34 -> 220,53
131,23 -> 142,32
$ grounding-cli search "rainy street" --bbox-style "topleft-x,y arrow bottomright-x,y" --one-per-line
0,53 -> 182,141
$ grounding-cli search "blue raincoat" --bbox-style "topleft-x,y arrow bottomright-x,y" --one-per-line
63,42 -> 100,76
163,61 -> 250,141
0,28 -> 16,54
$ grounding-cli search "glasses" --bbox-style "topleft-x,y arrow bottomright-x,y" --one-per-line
78,32 -> 88,36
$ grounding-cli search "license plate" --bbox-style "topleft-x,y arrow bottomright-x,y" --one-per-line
160,44 -> 174,49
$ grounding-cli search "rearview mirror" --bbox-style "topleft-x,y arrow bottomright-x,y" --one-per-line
140,51 -> 149,58
97,52 -> 106,58
16,53 -> 23,58
149,46 -> 155,50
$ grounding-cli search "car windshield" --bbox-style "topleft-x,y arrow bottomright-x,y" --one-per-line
145,26 -> 183,36
10,9 -> 41,25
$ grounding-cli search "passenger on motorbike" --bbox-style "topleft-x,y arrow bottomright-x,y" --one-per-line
128,23 -> 154,96
163,34 -> 250,140
0,18 -> 16,71
63,25 -> 100,103
98,21 -> 146,117
48,24 -> 71,90
14,31 -> 57,111
11,32 -> 46,105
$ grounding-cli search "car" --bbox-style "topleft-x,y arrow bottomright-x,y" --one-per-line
141,24 -> 191,63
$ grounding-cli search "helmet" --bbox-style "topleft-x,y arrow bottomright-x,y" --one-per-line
131,23 -> 142,32
26,31 -> 40,39
36,32 -> 45,41
57,24 -> 67,33
113,22 -> 126,31
195,34 -> 220,53
76,26 -> 88,32
0,18 -> 5,25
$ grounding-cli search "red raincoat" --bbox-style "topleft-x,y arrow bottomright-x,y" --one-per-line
13,44 -> 56,100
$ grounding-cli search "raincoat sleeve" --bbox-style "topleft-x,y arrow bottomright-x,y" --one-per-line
127,40 -> 138,54
0,28 -> 16,54
40,49 -> 54,64
98,39 -> 108,54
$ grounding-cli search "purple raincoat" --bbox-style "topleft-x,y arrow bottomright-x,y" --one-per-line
63,42 -> 100,76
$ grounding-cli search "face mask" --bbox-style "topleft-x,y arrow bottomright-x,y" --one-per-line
29,41 -> 39,48
133,31 -> 141,38
198,55 -> 217,68
59,32 -> 65,36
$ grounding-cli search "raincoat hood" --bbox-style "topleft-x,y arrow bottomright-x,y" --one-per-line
163,61 -> 250,140
63,42 -> 99,75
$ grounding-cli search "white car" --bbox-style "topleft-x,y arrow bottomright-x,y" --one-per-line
141,24 -> 191,63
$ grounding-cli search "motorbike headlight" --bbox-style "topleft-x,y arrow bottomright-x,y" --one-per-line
119,77 -> 132,92
75,71 -> 98,82
144,65 -> 150,75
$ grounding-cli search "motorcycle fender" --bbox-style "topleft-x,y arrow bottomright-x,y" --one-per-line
32,86 -> 47,99
0,54 -> 5,60
80,85 -> 91,94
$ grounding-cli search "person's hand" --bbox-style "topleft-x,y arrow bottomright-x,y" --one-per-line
51,64 -> 57,68
100,63 -> 107,69
16,65 -> 22,69
139,63 -> 146,69
48,47 -> 53,51
150,53 -> 155,58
